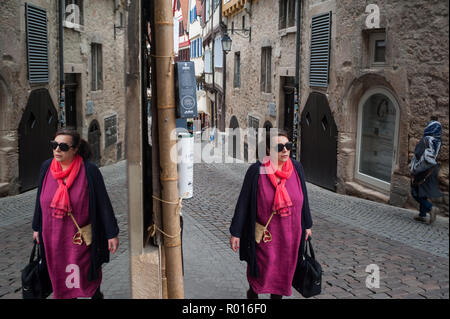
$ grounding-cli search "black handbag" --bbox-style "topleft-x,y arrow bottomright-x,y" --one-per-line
293,237 -> 322,298
21,240 -> 52,299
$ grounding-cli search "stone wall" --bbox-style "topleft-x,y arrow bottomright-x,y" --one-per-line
0,0 -> 59,195
299,0 -> 449,214
224,0 -> 298,159
64,0 -> 126,166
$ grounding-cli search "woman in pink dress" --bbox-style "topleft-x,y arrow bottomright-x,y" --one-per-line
230,130 -> 313,299
32,129 -> 119,299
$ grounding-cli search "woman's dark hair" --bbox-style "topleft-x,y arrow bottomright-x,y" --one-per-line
55,128 -> 92,160
265,129 -> 290,156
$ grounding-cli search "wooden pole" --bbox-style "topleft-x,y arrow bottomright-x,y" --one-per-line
153,0 -> 184,299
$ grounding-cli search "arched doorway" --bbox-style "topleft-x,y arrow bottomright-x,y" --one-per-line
229,116 -> 240,159
355,87 -> 400,190
88,120 -> 101,166
300,92 -> 337,191
18,89 -> 58,192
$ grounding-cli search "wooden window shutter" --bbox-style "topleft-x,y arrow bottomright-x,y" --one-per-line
25,3 -> 49,84
309,11 -> 331,87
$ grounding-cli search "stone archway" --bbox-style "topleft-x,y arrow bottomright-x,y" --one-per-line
340,74 -> 407,185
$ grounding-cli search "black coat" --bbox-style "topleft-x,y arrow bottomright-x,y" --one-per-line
32,159 -> 120,281
229,159 -> 313,278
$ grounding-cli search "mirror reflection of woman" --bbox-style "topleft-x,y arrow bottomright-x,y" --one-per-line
230,130 -> 313,299
32,129 -> 119,299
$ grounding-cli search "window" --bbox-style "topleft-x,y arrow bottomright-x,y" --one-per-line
261,47 -> 272,93
204,49 -> 212,73
356,88 -> 400,190
190,6 -> 197,24
248,115 -> 259,130
91,43 -> 103,91
279,0 -> 296,30
374,40 -> 385,62
214,36 -> 223,68
309,12 -> 331,87
104,114 -> 117,147
25,3 -> 49,83
234,52 -> 241,88
369,32 -> 386,66
178,48 -> 189,61
213,0 -> 220,11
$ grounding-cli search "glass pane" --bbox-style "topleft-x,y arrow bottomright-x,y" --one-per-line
288,0 -> 296,28
359,93 -> 396,183
91,45 -> 96,91
279,0 -> 286,29
97,45 -> 102,90
374,40 -> 385,62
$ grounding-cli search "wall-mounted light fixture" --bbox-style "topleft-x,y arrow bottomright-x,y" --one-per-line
220,21 -> 251,54
114,12 -> 125,39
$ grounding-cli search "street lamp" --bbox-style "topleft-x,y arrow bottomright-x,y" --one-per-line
220,21 -> 251,54
222,34 -> 232,54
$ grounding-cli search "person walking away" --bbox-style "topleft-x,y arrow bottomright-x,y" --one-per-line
410,117 -> 442,224
32,129 -> 119,299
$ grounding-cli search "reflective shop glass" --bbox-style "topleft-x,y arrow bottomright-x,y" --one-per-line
359,93 -> 396,183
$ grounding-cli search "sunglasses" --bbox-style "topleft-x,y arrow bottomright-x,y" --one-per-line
50,140 -> 74,152
275,142 -> 293,152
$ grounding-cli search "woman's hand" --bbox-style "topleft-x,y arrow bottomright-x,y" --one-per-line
33,231 -> 39,244
230,236 -> 240,252
108,237 -> 119,254
305,229 -> 312,241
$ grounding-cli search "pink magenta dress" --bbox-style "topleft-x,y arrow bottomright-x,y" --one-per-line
40,164 -> 101,299
247,169 -> 304,296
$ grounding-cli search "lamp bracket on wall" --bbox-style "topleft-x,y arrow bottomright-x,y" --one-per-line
114,23 -> 125,39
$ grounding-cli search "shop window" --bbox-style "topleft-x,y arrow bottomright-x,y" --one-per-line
356,88 -> 400,190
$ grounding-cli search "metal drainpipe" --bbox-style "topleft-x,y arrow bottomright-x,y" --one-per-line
59,0 -> 65,127
221,0 -> 226,133
293,0 -> 302,159
295,0 -> 302,94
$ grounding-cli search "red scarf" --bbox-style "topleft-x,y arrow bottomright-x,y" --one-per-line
262,156 -> 293,217
49,154 -> 83,218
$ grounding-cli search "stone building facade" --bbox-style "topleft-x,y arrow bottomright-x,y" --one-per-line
298,0 -> 449,213
0,0 -> 60,195
202,0 -> 226,133
223,0 -> 299,160
0,0 -> 127,196
63,0 -> 126,167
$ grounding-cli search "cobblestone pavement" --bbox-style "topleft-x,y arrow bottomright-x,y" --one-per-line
182,161 -> 449,299
1,157 -> 449,299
